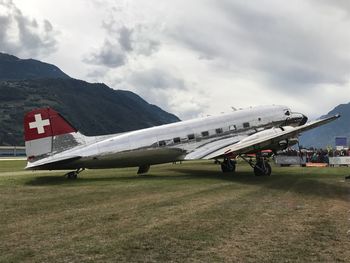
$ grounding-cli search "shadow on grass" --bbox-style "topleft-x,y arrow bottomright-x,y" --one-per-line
25,166 -> 349,201
171,167 -> 350,201
25,173 -> 193,186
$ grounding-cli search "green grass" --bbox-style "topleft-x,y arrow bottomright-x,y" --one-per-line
0,160 -> 349,262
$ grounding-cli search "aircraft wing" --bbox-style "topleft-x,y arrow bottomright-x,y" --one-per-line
186,114 -> 340,160
185,135 -> 248,160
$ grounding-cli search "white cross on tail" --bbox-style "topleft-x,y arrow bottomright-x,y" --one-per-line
29,114 -> 50,134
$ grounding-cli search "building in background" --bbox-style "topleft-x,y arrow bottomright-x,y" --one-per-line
335,137 -> 348,151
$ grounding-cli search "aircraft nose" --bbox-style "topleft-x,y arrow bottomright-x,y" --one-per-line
287,112 -> 308,126
299,114 -> 308,126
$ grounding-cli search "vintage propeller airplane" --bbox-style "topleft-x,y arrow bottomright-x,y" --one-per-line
24,105 -> 339,179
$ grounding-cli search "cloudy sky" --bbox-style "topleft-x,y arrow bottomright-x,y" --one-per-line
1,0 -> 350,119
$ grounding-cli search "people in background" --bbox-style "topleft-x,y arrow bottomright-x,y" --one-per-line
279,147 -> 349,163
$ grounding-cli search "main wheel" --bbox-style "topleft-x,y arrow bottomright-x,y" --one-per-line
221,159 -> 236,173
254,162 -> 271,176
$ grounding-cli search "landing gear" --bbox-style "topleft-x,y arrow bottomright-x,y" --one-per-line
65,168 -> 84,179
66,171 -> 77,179
240,153 -> 272,176
254,161 -> 271,176
220,158 -> 236,173
137,165 -> 150,175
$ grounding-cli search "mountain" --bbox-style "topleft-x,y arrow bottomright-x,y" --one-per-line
300,103 -> 350,148
0,54 -> 180,146
0,53 -> 70,80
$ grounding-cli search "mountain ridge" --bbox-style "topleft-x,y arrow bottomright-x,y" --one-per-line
0,52 -> 70,80
300,102 -> 350,148
0,53 -> 180,146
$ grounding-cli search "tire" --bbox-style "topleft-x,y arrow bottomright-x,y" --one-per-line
221,160 -> 236,173
221,163 -> 228,173
254,162 -> 271,176
254,165 -> 262,176
264,162 -> 271,176
67,171 -> 77,179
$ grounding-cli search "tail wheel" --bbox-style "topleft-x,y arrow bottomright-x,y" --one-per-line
66,171 -> 77,179
65,168 -> 84,179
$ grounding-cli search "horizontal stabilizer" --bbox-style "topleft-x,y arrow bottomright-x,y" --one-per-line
26,155 -> 81,170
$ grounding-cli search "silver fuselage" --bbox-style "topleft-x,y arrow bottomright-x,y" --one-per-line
28,105 -> 304,170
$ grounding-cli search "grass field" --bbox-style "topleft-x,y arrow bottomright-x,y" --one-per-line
0,160 -> 349,262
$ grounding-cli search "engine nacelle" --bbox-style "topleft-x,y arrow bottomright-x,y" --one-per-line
241,126 -> 294,142
241,126 -> 298,151
278,137 -> 298,148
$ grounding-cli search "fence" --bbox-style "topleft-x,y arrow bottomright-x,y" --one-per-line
0,146 -> 26,157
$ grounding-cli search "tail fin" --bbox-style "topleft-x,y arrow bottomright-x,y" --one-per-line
24,108 -> 83,160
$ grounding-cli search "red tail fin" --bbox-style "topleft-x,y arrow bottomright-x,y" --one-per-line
24,108 -> 77,142
24,108 -> 78,159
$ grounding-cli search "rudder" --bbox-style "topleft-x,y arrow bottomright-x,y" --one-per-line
24,108 -> 80,160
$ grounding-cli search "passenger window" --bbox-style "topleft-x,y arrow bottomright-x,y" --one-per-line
173,137 -> 181,144
187,134 -> 195,140
229,125 -> 236,131
201,131 -> 209,137
158,140 -> 166,147
243,122 -> 250,128
215,128 -> 223,134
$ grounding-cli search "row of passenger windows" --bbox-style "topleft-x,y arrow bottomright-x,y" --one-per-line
158,122 -> 251,146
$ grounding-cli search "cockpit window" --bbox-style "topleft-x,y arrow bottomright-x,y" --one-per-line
284,110 -> 290,116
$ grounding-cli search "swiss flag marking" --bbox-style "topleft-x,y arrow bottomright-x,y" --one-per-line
24,108 -> 77,142
29,114 -> 50,134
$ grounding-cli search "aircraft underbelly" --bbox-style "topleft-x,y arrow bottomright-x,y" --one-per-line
78,147 -> 185,169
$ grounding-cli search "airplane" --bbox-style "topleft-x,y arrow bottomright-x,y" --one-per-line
24,105 -> 339,179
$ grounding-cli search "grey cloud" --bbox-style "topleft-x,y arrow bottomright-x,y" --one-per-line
0,16 -> 10,41
169,0 -> 350,90
101,21 -> 133,52
113,68 -> 203,118
118,26 -> 133,51
86,68 -> 108,80
129,68 -> 187,91
0,0 -> 58,57
131,24 -> 160,56
84,22 -> 131,67
315,0 -> 350,15
133,38 -> 160,56
44,20 -> 53,31
83,40 -> 126,68
84,14 -> 160,68
220,1 -> 350,86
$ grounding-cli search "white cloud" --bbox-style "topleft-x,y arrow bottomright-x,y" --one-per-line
0,0 -> 58,58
